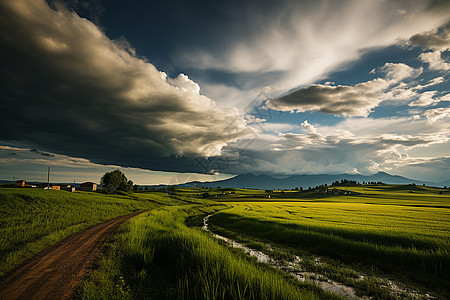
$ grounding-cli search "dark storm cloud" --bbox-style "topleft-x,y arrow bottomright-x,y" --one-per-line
409,21 -> 450,72
264,79 -> 393,117
409,21 -> 450,50
0,0 -> 251,173
263,62 -> 440,116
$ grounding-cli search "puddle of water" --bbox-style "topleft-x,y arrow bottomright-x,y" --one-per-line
203,215 -> 274,264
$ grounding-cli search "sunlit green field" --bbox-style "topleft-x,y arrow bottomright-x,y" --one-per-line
2,188 -> 330,300
213,201 -> 449,248
208,185 -> 450,295
79,206 -> 333,300
0,188 -> 169,275
2,185 -> 449,298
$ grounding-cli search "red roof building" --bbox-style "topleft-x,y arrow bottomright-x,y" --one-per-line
15,180 -> 26,187
80,182 -> 97,191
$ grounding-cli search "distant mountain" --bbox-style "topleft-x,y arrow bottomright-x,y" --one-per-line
179,172 -> 435,190
436,179 -> 450,188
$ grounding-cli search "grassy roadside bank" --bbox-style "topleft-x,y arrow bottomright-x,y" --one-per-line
0,188 -> 163,275
78,206 -> 338,300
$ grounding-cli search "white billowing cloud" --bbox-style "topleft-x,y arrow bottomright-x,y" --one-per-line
441,93 -> 450,101
377,63 -> 423,81
382,83 -> 419,101
409,91 -> 440,106
245,115 -> 266,124
166,73 -> 201,95
427,76 -> 446,86
0,0 -> 252,171
178,1 -> 449,108
419,50 -> 450,71
424,107 -> 450,122
301,120 -> 317,134
324,116 -> 450,138
222,117 -> 449,176
279,129 -> 327,146
379,75 -> 448,105
282,124 -> 448,152
416,76 -> 446,89
382,75 -> 449,106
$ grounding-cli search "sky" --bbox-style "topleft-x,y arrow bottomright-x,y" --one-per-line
0,0 -> 449,185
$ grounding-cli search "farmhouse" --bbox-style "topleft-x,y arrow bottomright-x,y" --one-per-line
62,185 -> 76,192
80,182 -> 97,191
15,180 -> 26,187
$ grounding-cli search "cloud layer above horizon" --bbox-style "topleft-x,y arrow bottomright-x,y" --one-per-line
176,0 -> 450,108
0,0 -> 251,172
0,0 -> 449,182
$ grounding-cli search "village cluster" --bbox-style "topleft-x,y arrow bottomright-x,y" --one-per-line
13,180 -> 97,192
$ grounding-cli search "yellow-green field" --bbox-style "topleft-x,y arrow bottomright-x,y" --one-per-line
214,201 -> 448,249
208,185 -> 450,297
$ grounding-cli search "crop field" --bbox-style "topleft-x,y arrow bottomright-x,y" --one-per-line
208,185 -> 450,298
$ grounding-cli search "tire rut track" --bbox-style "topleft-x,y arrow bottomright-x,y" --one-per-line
0,212 -> 141,300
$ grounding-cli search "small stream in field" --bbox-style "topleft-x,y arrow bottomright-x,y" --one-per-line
202,215 -> 364,299
202,214 -> 438,300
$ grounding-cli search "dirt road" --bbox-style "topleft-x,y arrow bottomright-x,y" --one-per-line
0,212 -> 141,300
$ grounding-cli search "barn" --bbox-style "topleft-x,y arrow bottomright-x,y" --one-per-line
80,182 -> 97,191
15,180 -> 26,187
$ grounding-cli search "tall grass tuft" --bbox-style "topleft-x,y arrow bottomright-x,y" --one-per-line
80,206 -> 335,299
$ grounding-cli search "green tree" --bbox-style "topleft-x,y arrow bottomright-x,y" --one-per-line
168,185 -> 177,195
100,169 -> 133,194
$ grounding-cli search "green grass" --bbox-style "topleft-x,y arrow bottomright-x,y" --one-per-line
0,188 -> 164,275
209,185 -> 450,294
79,206 -> 336,300
206,223 -> 404,299
174,187 -> 269,200
4,184 -> 449,298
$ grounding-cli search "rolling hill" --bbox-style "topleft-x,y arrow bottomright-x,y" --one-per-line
180,172 -> 437,190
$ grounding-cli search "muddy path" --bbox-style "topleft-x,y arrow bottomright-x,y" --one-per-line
0,212 -> 141,300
